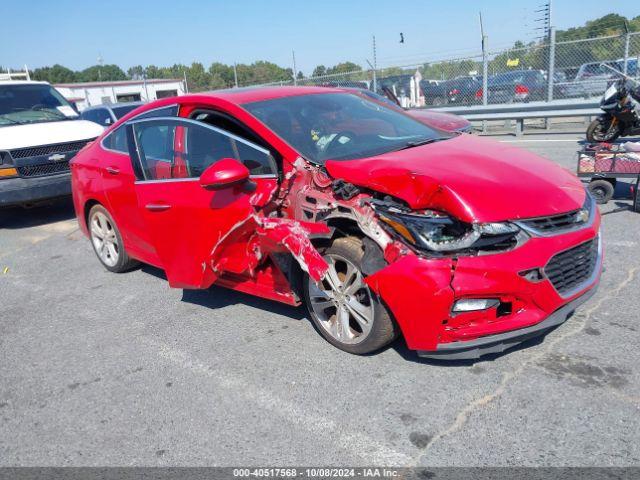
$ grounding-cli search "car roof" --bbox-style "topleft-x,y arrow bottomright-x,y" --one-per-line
198,86 -> 343,104
84,101 -> 144,112
0,80 -> 50,86
106,86 -> 348,128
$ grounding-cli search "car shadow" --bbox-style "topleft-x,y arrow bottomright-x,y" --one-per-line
0,197 -> 76,229
390,329 -> 552,366
181,282 -> 307,321
140,264 -> 307,320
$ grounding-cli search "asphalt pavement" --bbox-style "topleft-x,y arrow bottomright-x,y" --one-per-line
1,133 -> 639,466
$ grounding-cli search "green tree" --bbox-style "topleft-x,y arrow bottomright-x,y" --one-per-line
326,62 -> 361,74
312,65 -> 327,77
186,62 -> 211,92
209,62 -> 235,89
32,64 -> 77,83
78,64 -> 127,82
127,65 -> 144,79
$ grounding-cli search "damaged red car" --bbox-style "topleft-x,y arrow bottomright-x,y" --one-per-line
71,87 -> 602,359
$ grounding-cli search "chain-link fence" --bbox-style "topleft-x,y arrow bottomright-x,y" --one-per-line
236,31 -> 640,109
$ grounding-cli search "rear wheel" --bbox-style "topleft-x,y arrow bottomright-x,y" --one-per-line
588,179 -> 615,204
587,118 -> 621,142
88,204 -> 138,273
303,236 -> 397,355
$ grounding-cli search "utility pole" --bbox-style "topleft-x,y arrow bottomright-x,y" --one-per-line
97,53 -> 104,81
623,21 -> 631,75
546,0 -> 555,102
479,12 -> 489,133
183,70 -> 189,93
372,35 -> 378,92
233,63 -> 239,88
479,13 -> 488,107
142,73 -> 149,102
292,50 -> 297,86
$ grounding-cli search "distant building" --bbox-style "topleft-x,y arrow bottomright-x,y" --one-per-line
55,78 -> 186,111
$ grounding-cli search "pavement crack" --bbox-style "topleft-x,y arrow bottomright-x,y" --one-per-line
412,266 -> 638,464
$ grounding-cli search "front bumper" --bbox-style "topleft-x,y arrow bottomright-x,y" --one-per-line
417,284 -> 597,360
0,173 -> 71,207
365,211 -> 602,358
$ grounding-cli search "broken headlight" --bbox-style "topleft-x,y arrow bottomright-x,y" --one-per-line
376,207 -> 520,253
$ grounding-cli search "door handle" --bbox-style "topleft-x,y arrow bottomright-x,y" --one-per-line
145,203 -> 172,212
106,166 -> 120,175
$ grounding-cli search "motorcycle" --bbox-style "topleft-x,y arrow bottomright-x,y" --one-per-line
586,78 -> 640,142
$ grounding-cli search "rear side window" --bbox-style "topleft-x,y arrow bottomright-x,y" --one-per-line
102,126 -> 128,153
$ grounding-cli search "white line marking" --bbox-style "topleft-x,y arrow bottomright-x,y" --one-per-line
150,340 -> 412,465
607,240 -> 637,247
498,139 -> 582,143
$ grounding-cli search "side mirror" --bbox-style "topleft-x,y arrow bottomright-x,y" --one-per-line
199,158 -> 250,190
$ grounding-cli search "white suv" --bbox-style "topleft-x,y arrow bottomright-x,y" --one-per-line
0,80 -> 103,207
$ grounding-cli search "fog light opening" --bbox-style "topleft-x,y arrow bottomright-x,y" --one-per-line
519,267 -> 545,283
452,298 -> 500,313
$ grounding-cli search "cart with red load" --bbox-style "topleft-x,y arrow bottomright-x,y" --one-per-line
577,143 -> 640,211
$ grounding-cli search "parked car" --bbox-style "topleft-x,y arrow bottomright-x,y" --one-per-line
563,59 -> 638,99
71,87 -> 601,359
442,76 -> 481,105
80,102 -> 144,127
476,70 -> 547,103
345,88 -> 472,132
419,80 -> 448,106
0,79 -> 103,207
376,75 -> 445,106
377,75 -> 413,98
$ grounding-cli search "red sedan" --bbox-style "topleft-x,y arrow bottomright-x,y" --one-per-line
71,87 -> 601,359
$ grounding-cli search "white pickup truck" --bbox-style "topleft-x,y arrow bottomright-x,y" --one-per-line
0,80 -> 103,207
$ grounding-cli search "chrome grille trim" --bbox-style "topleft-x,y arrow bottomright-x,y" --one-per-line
514,194 -> 596,237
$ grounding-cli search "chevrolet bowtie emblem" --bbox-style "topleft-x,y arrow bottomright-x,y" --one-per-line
48,154 -> 66,162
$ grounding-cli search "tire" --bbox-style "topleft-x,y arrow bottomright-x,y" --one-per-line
303,236 -> 397,355
588,179 -> 614,204
87,204 -> 139,273
633,178 -> 640,213
586,118 -> 621,143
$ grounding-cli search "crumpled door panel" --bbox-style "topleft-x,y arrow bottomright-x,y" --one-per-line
206,215 -> 330,287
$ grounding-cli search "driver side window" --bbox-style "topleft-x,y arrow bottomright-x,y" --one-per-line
132,118 -> 276,181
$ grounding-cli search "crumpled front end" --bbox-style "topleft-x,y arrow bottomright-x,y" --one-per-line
364,207 -> 602,359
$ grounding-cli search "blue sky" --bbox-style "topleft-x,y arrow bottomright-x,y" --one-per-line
2,0 -> 637,74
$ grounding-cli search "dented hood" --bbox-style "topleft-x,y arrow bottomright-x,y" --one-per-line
324,134 -> 586,223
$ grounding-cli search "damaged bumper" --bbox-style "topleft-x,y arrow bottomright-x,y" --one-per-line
365,218 -> 602,359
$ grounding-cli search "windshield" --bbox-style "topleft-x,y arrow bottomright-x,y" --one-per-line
244,93 -> 451,164
111,104 -> 141,119
0,83 -> 77,126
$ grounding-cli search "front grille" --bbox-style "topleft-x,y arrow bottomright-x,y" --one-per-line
520,209 -> 583,233
545,239 -> 598,296
17,161 -> 70,177
9,140 -> 89,159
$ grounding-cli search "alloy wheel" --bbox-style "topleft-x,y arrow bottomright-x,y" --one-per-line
90,212 -> 119,267
307,254 -> 374,344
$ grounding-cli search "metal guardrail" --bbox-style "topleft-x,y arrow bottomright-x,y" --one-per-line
425,99 -> 601,136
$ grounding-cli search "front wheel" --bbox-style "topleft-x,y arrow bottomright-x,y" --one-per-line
587,117 -> 621,142
303,236 -> 397,355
